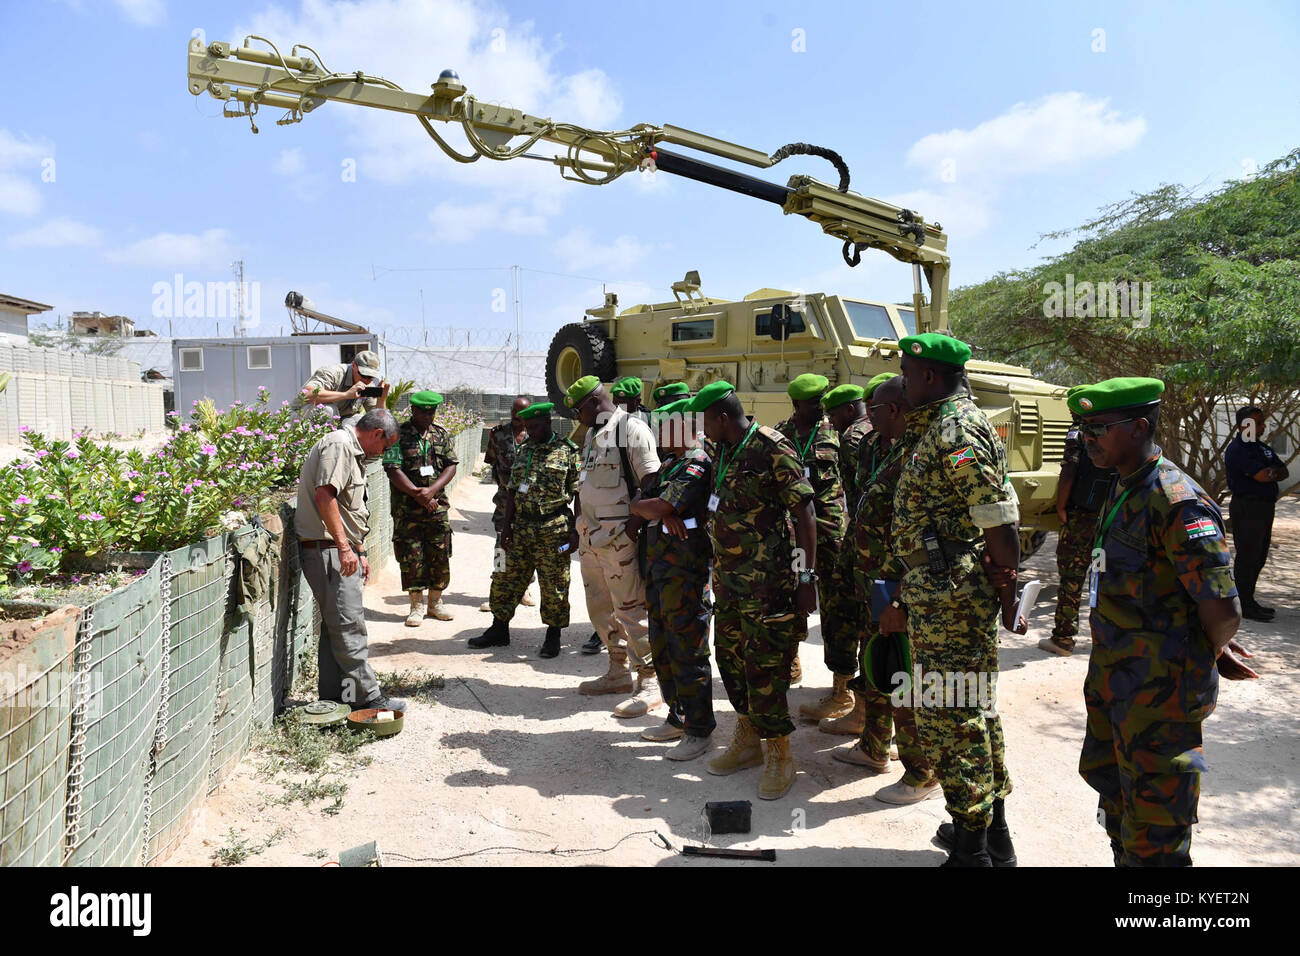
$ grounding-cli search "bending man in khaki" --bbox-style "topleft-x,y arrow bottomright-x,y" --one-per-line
565,375 -> 661,715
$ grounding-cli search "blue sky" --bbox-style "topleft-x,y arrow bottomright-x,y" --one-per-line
2,0 -> 1297,353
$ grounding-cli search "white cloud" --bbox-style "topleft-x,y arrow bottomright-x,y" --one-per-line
7,217 -> 103,249
887,187 -> 992,239
113,0 -> 164,26
274,148 -> 304,176
106,228 -> 237,268
232,0 -> 626,236
552,228 -> 653,275
0,129 -> 53,217
907,92 -> 1146,182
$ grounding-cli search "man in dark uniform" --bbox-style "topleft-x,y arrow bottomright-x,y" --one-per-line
653,381 -> 691,407
689,381 -> 818,800
775,373 -> 846,703
1070,377 -> 1256,866
630,397 -> 716,760
1225,405 -> 1289,622
1040,403 -> 1115,655
481,397 -> 536,612
383,391 -> 459,626
472,402 -> 581,658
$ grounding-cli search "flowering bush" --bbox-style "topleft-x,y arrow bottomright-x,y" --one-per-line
1,389 -> 482,584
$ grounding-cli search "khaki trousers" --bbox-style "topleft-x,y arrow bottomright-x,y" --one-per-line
579,532 -> 652,669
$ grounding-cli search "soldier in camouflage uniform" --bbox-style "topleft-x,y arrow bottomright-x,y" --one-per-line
1067,377 -> 1253,866
886,333 -> 1024,866
1040,408 -> 1112,655
481,397 -> 536,611
471,402 -> 581,659
835,375 -> 940,803
383,391 -> 459,626
689,381 -> 818,800
774,374 -> 847,708
816,381 -> 874,736
630,398 -> 716,760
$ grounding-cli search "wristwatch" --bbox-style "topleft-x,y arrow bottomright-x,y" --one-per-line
797,570 -> 818,585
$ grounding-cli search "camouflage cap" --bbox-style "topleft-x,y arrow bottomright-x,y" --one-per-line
863,372 -> 897,400
353,349 -> 382,378
686,380 -> 736,413
1067,377 -> 1164,417
610,376 -> 643,399
518,401 -> 554,420
898,332 -> 971,367
821,384 -> 864,410
788,373 -> 829,400
653,381 -> 691,405
564,375 -> 601,407
409,390 -> 443,408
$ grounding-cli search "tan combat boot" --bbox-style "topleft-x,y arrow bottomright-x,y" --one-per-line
405,590 -> 424,627
706,715 -> 763,776
818,689 -> 867,735
799,672 -> 855,721
614,667 -> 663,717
758,734 -> 795,800
426,589 -> 454,621
578,645 -> 635,696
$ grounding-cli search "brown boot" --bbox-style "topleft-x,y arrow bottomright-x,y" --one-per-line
404,590 -> 424,627
578,647 -> 634,696
426,589 -> 454,621
800,672 -> 854,721
818,689 -> 867,735
706,715 -> 763,776
758,734 -> 795,800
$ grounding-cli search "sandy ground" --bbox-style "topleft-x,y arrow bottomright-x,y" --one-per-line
166,478 -> 1300,867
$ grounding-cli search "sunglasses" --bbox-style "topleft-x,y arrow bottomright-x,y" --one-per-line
867,402 -> 896,413
1079,417 -> 1139,439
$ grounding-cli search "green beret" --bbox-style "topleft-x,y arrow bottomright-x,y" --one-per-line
653,382 -> 690,405
564,375 -> 601,407
788,373 -> 829,401
409,390 -> 443,408
862,373 -> 897,400
899,332 -> 971,367
686,380 -> 736,413
822,384 -> 864,410
610,376 -> 643,399
650,397 -> 690,422
518,401 -> 554,420
1067,377 -> 1164,417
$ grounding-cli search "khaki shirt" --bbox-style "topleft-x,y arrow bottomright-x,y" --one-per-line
577,406 -> 659,548
294,426 -> 370,548
294,363 -> 379,420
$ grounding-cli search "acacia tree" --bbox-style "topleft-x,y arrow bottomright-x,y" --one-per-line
951,149 -> 1300,500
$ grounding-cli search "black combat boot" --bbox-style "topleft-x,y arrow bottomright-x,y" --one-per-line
934,798 -> 1017,866
938,820 -> 993,867
468,617 -> 510,648
539,626 -> 561,659
581,632 -> 603,654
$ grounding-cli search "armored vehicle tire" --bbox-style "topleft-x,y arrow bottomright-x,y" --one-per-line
546,322 -> 617,415
1019,529 -> 1048,558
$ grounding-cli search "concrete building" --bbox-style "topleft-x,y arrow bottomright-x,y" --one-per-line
0,294 -> 53,344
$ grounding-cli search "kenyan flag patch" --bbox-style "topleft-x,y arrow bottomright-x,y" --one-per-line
1184,516 -> 1218,540
948,446 -> 976,470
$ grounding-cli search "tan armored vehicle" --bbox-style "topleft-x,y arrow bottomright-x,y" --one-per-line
184,35 -> 1072,546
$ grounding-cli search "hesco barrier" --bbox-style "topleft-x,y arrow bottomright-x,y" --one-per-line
0,425 -> 481,866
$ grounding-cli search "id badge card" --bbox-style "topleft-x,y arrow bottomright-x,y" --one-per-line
419,465 -> 434,477
707,493 -> 720,512
683,517 -> 698,530
1087,567 -> 1099,608
518,482 -> 531,494
804,467 -> 811,478
578,469 -> 587,482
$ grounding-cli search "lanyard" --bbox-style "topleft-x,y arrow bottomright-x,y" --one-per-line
795,426 -> 817,463
663,456 -> 691,483
715,421 -> 760,492
1094,455 -> 1162,551
524,437 -> 553,480
867,440 -> 903,487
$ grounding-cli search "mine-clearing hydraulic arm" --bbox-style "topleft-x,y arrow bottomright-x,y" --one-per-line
186,35 -> 951,332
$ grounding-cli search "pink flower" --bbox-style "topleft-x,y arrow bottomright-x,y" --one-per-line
182,486 -> 194,495
18,425 -> 30,433
158,471 -> 170,478
78,512 -> 105,521
200,444 -> 217,456
13,495 -> 32,505
180,424 -> 192,433
239,462 -> 253,471
35,450 -> 48,459
15,461 -> 32,471
126,470 -> 140,478
65,449 -> 80,459
50,546 -> 62,554
16,560 -> 32,574
133,494 -> 146,503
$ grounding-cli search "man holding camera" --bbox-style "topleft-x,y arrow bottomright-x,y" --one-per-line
297,349 -> 390,426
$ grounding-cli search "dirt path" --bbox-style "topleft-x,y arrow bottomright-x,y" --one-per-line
165,479 -> 1300,867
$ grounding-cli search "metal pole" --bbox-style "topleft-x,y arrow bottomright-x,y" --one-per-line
513,265 -> 521,394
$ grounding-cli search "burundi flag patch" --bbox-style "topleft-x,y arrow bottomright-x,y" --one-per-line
948,446 -> 977,470
1184,516 -> 1218,540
